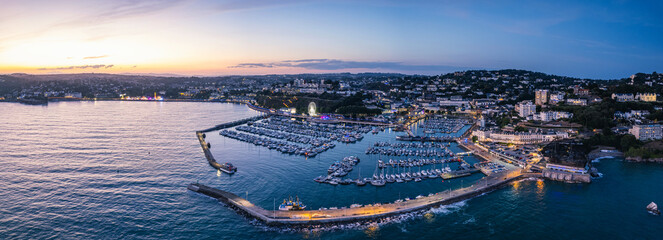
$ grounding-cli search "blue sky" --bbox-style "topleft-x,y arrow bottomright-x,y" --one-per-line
1,0 -> 661,79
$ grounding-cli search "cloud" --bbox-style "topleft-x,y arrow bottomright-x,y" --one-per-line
83,55 -> 109,60
229,59 -> 461,72
215,0 -> 310,12
0,0 -> 186,46
56,0 -> 185,27
37,64 -> 114,70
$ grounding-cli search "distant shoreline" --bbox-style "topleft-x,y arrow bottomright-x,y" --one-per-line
0,98 -> 251,104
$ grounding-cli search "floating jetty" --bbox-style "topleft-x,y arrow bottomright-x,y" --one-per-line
188,169 -> 523,226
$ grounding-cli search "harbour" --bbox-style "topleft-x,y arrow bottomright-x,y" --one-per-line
4,1 -> 663,238
187,167 -> 522,226
192,110 -> 528,226
2,101 -> 663,239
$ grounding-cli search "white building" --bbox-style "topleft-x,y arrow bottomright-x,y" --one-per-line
529,111 -> 573,122
629,124 -> 662,141
472,130 -> 569,145
518,101 -> 536,118
614,110 -> 650,119
548,92 -> 565,105
612,93 -> 635,102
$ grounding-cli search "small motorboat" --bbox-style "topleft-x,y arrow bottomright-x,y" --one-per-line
647,202 -> 660,215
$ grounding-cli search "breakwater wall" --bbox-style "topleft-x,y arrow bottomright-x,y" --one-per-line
196,131 -> 224,170
199,115 -> 269,133
187,172 -> 523,226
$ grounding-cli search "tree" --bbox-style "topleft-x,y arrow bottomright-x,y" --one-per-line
620,134 -> 640,151
514,126 -> 528,132
472,136 -> 478,143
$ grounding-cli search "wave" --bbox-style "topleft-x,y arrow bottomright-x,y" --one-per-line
428,200 -> 467,215
591,172 -> 604,179
592,156 -> 616,163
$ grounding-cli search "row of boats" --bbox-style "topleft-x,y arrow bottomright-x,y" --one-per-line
317,193 -> 435,211
327,156 -> 360,178
377,158 -> 462,168
315,165 -> 457,187
236,125 -> 331,147
372,141 -> 451,148
258,117 -> 370,143
371,127 -> 386,134
315,156 -> 463,186
421,118 -> 469,134
219,130 -> 333,157
365,147 -> 455,157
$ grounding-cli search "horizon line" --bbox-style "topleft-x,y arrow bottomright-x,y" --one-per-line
2,69 -> 639,81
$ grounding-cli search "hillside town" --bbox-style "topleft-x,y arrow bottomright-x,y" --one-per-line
3,70 -> 663,174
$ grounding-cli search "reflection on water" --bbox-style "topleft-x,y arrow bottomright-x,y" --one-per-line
423,212 -> 435,223
536,179 -> 545,196
511,180 -> 521,192
364,223 -> 380,239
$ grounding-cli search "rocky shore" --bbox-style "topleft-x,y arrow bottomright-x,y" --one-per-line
587,146 -> 623,161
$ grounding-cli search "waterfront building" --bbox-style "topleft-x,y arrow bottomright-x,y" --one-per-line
612,93 -> 635,102
635,93 -> 657,102
535,89 -> 549,105
517,101 -> 536,118
545,163 -> 588,174
629,124 -> 663,141
472,130 -> 568,144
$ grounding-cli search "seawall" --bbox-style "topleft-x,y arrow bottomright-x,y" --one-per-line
188,172 -> 523,226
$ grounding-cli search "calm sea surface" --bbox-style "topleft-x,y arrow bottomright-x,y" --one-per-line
1,101 -> 662,239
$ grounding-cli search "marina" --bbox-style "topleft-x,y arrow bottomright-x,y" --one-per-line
314,155 -> 476,186
216,116 -> 376,157
193,112 -> 528,226
420,117 -> 470,134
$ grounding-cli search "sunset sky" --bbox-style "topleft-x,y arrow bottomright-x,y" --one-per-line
1,0 -> 661,79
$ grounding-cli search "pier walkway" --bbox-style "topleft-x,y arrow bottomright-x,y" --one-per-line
196,131 -> 226,170
199,114 -> 269,133
188,167 -> 522,226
